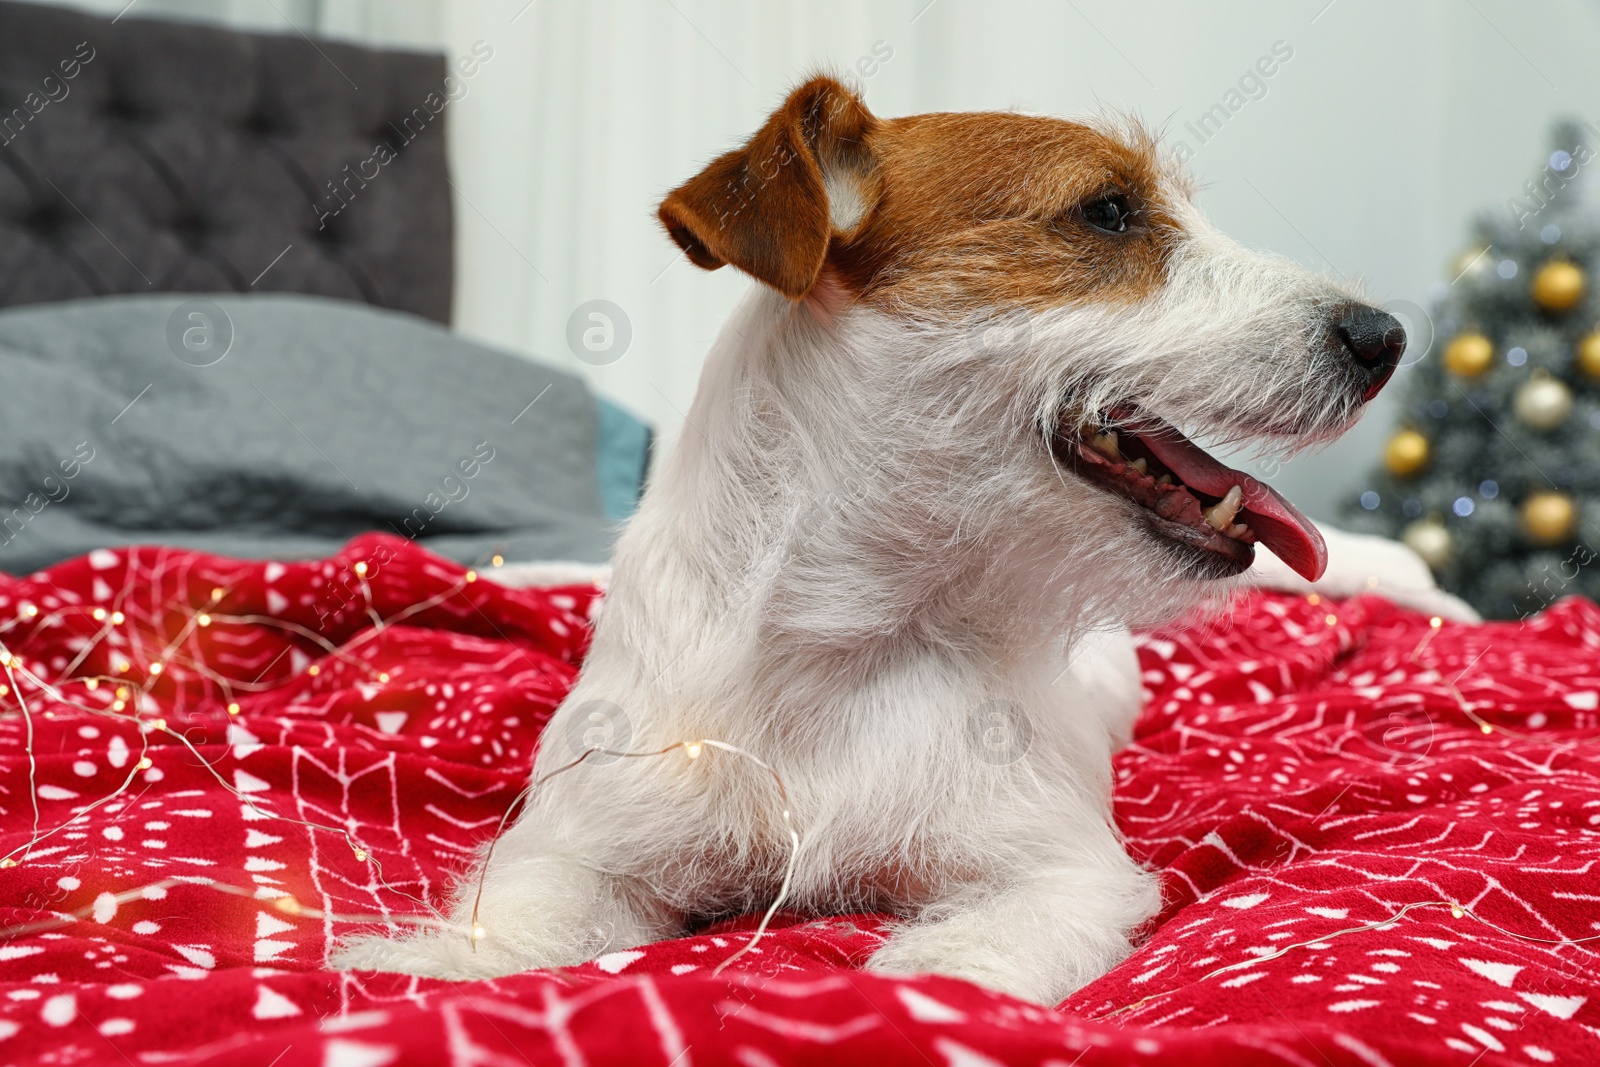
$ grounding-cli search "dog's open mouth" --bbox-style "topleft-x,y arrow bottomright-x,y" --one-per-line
1054,408 -> 1328,582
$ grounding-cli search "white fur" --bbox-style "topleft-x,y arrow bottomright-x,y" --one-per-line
1250,526 -> 1479,622
334,130 -> 1409,1004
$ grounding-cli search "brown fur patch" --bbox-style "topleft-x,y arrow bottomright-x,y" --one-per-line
659,78 -> 1180,316
659,77 -> 877,299
834,112 -> 1179,316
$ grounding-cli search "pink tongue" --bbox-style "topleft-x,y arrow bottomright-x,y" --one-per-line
1130,418 -> 1328,582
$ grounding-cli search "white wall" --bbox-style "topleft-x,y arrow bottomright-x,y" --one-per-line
27,0 -> 1600,519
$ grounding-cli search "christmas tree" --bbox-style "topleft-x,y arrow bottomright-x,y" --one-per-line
1343,120 -> 1600,620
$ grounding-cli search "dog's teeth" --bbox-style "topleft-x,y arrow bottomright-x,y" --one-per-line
1228,522 -> 1249,539
1203,485 -> 1244,531
1155,474 -> 1173,486
1130,457 -> 1147,474
1090,431 -> 1120,458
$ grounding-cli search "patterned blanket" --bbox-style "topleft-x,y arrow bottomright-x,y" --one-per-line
0,534 -> 1595,1066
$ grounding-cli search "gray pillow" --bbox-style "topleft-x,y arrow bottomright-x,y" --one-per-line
0,293 -> 629,573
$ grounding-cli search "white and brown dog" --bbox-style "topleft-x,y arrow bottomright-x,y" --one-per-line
335,77 -> 1449,1004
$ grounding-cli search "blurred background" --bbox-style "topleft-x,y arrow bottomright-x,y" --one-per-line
15,0 -> 1600,523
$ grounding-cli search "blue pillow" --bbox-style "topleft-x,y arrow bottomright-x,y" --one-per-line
0,293 -> 653,572
594,396 -> 652,522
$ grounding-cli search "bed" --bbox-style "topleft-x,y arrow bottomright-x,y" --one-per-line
0,0 -> 652,575
1,4 -> 1597,1067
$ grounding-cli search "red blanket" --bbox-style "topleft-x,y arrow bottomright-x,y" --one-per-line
0,534 -> 1596,1066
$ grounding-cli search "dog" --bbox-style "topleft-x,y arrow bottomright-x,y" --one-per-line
332,75 -> 1418,1005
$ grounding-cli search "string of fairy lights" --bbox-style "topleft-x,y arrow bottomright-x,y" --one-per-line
0,563 -> 1594,997
0,551 -> 802,966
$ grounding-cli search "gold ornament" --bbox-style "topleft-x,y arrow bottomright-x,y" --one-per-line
1384,428 -> 1430,477
1401,519 -> 1453,569
1576,330 -> 1600,380
1443,331 -> 1494,377
1513,373 -> 1573,430
1450,244 -> 1492,281
1522,491 -> 1577,545
1532,259 -> 1586,313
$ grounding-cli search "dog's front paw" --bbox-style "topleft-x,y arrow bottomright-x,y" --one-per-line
866,927 -> 1051,1003
865,867 -> 1155,1005
329,930 -> 532,980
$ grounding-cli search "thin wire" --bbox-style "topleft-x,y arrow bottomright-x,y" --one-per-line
1,650 -> 40,861
699,739 -> 801,977
0,727 -> 151,867
465,737 -> 803,977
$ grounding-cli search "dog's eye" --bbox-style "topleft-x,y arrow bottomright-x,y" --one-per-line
1080,195 -> 1132,234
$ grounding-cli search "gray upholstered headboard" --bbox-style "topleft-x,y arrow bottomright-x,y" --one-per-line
0,0 -> 453,322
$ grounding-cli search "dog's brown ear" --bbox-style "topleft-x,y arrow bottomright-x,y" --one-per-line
658,76 -> 878,299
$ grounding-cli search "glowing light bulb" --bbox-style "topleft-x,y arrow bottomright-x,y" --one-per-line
1307,594 -> 1320,606
92,608 -> 107,621
21,604 -> 37,618
0,858 -> 17,868
111,612 -> 125,625
1365,576 -> 1380,588
0,685 -> 8,698
210,588 -> 224,602
472,924 -> 486,941
154,718 -> 167,732
377,672 -> 390,683
115,687 -> 129,700
85,679 -> 99,691
148,662 -> 163,676
465,570 -> 478,583
353,848 -> 368,862
1325,614 -> 1337,626
274,896 -> 302,915
491,555 -> 504,567
116,661 -> 131,673
227,703 -> 241,715
354,562 -> 368,577
685,742 -> 702,759
308,665 -> 320,676
111,700 -> 126,712
1480,722 -> 1494,734
197,613 -> 211,627
1450,904 -> 1465,919
1430,616 -> 1443,629
137,757 -> 153,770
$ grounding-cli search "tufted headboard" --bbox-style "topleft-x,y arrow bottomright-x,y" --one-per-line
0,0 -> 453,322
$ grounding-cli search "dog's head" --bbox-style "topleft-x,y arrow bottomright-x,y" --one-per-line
659,76 -> 1401,606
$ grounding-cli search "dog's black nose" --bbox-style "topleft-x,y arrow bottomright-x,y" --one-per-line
1335,304 -> 1405,398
